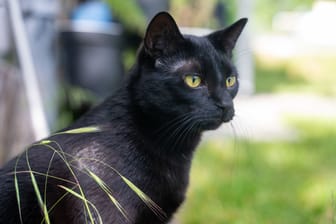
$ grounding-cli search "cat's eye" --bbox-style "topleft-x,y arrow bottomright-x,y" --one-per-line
226,76 -> 236,88
184,74 -> 202,88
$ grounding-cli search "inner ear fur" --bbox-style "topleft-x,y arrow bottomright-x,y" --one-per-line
144,12 -> 184,58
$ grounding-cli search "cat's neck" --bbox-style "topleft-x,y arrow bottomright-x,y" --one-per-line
128,100 -> 200,160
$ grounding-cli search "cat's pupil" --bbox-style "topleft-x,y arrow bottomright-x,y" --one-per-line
226,76 -> 236,87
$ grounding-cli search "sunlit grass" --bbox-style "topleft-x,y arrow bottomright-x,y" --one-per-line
178,119 -> 336,224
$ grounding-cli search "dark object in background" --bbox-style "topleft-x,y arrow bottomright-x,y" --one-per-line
58,1 -> 124,124
60,26 -> 124,98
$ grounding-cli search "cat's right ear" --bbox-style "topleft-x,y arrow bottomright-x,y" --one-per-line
144,12 -> 184,58
207,18 -> 248,58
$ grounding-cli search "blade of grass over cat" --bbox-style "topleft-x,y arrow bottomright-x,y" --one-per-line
120,175 -> 166,220
40,186 -> 73,224
14,155 -> 23,224
52,126 -> 101,136
87,170 -> 130,222
58,185 -> 103,224
44,151 -> 56,213
25,150 -> 51,224
11,170 -> 77,185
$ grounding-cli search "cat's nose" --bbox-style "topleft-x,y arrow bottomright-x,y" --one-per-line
222,107 -> 235,122
214,102 -> 235,122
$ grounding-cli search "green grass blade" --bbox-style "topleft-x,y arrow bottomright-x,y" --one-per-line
58,185 -> 103,224
14,155 -> 23,224
87,170 -> 130,222
44,151 -> 56,213
26,150 -> 50,224
54,126 -> 101,135
120,175 -> 166,220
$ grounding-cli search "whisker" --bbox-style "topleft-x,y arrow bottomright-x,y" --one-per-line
169,117 -> 198,154
165,116 -> 195,152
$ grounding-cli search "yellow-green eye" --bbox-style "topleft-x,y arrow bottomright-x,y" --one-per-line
184,74 -> 202,88
226,76 -> 236,88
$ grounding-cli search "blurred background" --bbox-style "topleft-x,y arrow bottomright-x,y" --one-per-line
1,0 -> 336,223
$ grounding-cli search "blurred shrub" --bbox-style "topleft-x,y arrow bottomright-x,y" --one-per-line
106,0 -> 146,34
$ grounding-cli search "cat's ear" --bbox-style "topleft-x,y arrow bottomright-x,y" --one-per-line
207,18 -> 248,57
144,12 -> 184,58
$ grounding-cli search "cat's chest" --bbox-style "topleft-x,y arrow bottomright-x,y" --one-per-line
142,156 -> 191,208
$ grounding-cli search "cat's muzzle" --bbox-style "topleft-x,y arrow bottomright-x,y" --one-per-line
221,107 -> 235,123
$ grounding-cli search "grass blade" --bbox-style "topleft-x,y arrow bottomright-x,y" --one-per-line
87,170 -> 130,222
120,175 -> 166,220
53,126 -> 101,136
58,185 -> 103,224
26,150 -> 50,224
14,155 -> 23,224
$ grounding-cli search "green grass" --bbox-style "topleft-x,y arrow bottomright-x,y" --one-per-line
178,119 -> 336,224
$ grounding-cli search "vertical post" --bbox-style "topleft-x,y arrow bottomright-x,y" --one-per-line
6,0 -> 49,140
236,0 -> 254,95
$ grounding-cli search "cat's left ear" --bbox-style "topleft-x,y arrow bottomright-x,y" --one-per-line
207,18 -> 248,57
144,12 -> 184,58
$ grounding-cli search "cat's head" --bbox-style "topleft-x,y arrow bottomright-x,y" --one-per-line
132,12 -> 247,131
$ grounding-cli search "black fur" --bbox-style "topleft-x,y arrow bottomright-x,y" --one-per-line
0,12 -> 247,224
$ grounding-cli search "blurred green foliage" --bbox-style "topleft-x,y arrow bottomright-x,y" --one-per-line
178,119 -> 336,223
105,0 -> 146,33
254,0 -> 315,30
170,0 -> 238,28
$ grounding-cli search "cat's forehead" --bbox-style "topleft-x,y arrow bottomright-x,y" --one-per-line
167,59 -> 201,72
154,35 -> 234,76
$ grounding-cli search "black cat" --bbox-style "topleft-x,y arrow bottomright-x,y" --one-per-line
0,12 -> 247,224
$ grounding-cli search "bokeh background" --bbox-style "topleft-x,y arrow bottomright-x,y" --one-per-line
1,0 -> 336,223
